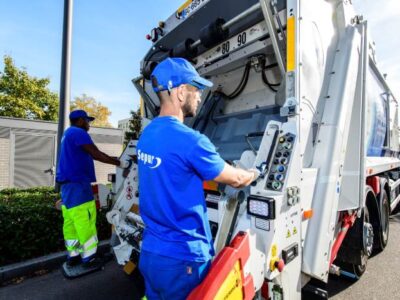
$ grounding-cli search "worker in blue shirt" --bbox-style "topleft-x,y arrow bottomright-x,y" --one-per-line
137,58 -> 259,300
56,110 -> 129,268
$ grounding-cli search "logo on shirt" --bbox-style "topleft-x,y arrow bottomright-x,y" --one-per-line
137,149 -> 162,169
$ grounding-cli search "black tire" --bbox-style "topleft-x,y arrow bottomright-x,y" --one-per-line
375,190 -> 390,252
340,206 -> 372,280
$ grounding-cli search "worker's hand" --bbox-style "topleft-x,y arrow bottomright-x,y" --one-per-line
55,199 -> 62,211
248,168 -> 261,182
119,159 -> 132,169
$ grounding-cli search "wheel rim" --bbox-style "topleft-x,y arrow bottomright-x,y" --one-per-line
363,218 -> 374,257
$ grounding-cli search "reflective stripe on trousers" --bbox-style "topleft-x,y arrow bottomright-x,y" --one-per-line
65,239 -> 80,257
81,235 -> 98,259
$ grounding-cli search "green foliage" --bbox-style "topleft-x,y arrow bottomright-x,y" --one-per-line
0,186 -> 56,196
0,56 -> 59,121
124,108 -> 142,146
0,187 -> 111,266
0,56 -> 114,126
71,94 -> 112,127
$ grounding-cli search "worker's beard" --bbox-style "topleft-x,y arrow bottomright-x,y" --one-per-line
182,98 -> 196,118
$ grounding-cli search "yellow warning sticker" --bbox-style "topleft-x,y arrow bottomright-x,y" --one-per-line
271,244 -> 277,257
214,261 -> 243,300
293,227 -> 298,235
286,229 -> 291,238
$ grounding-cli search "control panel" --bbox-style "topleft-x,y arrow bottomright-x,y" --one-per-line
265,133 -> 296,191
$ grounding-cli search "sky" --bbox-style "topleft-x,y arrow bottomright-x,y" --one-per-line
352,0 -> 400,100
0,0 -> 182,126
0,0 -> 399,127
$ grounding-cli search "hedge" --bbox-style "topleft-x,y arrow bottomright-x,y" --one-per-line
0,187 -> 111,266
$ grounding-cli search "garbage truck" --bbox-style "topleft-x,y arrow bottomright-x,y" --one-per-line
105,0 -> 400,298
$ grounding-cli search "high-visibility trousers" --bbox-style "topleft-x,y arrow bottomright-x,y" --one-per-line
61,200 -> 98,262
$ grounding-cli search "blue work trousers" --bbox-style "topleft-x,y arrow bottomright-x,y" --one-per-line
139,250 -> 211,300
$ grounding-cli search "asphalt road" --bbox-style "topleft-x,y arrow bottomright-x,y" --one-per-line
1,212 -> 399,300
0,262 -> 145,300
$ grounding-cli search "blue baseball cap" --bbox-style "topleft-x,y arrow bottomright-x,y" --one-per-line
151,57 -> 213,92
69,110 -> 95,121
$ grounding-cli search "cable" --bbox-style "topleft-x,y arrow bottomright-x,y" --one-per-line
262,71 -> 279,92
264,62 -> 278,70
261,60 -> 281,93
220,58 -> 281,98
220,61 -> 251,100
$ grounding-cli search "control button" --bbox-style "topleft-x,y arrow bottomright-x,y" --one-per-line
272,181 -> 282,190
267,182 -> 273,189
280,158 -> 288,165
287,136 -> 294,143
269,174 -> 275,180
279,137 -> 286,144
274,159 -> 280,165
283,142 -> 292,150
277,165 -> 286,173
275,152 -> 282,158
275,259 -> 285,272
283,152 -> 290,158
275,174 -> 284,181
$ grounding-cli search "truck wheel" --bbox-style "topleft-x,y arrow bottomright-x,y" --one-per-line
341,206 -> 373,280
359,205 -> 374,276
375,190 -> 389,252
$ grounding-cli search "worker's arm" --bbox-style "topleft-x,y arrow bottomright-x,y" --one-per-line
82,144 -> 123,166
187,135 -> 259,188
213,163 -> 259,188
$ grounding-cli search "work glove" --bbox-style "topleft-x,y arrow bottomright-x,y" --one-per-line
248,168 -> 261,182
119,159 -> 132,169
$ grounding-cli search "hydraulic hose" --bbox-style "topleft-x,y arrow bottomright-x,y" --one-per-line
221,61 -> 251,100
262,61 -> 281,92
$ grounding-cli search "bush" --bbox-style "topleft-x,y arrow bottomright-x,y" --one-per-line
0,186 -> 56,195
0,187 -> 111,266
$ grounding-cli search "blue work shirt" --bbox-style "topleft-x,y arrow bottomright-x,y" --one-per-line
138,116 -> 225,262
56,126 -> 96,209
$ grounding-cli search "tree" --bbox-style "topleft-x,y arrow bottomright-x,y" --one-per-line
0,56 -> 58,120
71,94 -> 112,127
124,108 -> 142,146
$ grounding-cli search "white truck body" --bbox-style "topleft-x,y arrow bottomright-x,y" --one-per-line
107,0 -> 400,298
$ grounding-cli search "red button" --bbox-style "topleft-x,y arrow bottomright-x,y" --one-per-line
275,259 -> 285,272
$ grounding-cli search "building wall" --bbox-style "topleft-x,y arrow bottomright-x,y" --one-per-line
0,138 -> 10,189
0,117 -> 123,189
118,118 -> 130,137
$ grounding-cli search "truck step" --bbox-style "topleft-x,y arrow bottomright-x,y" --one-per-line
302,281 -> 328,299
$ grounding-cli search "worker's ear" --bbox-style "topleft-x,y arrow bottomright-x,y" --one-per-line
176,85 -> 186,103
76,118 -> 84,126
